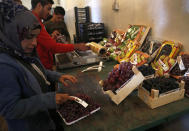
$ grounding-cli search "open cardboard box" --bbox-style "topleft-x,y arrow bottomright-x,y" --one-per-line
100,66 -> 145,105
138,81 -> 185,109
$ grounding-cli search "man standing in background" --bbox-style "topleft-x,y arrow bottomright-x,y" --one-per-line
44,6 -> 71,43
31,0 -> 88,70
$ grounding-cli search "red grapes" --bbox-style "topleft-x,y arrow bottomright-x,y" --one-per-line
138,64 -> 155,76
103,62 -> 134,93
58,94 -> 100,123
170,54 -> 189,76
143,77 -> 179,94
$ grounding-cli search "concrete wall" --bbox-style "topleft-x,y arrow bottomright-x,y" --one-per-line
60,0 -> 189,50
21,0 -> 189,50
21,0 -> 31,9
21,0 -> 60,9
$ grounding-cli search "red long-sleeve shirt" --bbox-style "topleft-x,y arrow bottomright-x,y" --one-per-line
32,11 -> 74,70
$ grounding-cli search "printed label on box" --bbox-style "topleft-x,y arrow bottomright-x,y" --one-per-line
177,56 -> 186,71
158,59 -> 169,72
149,41 -> 154,55
184,69 -> 189,77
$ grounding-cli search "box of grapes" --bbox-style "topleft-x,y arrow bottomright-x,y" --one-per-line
170,52 -> 189,79
100,62 -> 145,105
58,94 -> 100,125
138,77 -> 185,109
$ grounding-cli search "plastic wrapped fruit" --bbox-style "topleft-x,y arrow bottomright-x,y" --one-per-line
125,25 -> 149,43
129,51 -> 149,67
110,29 -> 126,46
153,41 -> 182,65
99,38 -> 108,46
170,53 -> 189,78
152,55 -> 177,76
99,31 -> 128,61
125,25 -> 140,41
117,41 -> 140,62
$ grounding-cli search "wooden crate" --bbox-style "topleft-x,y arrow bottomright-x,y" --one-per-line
138,81 -> 185,109
126,25 -> 151,47
137,26 -> 151,46
100,66 -> 145,105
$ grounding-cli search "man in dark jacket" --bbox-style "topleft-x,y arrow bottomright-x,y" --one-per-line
44,6 -> 71,43
0,1 -> 77,130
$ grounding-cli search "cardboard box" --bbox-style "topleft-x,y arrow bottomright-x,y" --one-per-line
138,81 -> 185,109
100,66 -> 145,105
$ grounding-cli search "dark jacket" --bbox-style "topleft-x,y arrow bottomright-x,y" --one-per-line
44,20 -> 71,43
0,53 -> 62,131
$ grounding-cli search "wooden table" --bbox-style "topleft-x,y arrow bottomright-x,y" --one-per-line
57,61 -> 189,131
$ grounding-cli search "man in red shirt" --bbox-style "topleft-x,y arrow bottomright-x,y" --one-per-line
31,0 -> 88,70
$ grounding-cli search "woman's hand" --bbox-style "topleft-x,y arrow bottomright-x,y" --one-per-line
59,75 -> 77,87
56,93 -> 75,105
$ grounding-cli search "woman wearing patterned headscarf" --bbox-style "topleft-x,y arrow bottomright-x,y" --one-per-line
0,0 -> 77,131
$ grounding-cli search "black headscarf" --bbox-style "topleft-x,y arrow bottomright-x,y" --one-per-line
0,0 -> 41,60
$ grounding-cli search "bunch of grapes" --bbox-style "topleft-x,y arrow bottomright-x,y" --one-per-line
181,54 -> 189,68
170,54 -> 189,76
170,64 -> 186,76
58,94 -> 100,123
138,64 -> 155,76
141,40 -> 161,55
143,77 -> 179,94
103,62 -> 134,93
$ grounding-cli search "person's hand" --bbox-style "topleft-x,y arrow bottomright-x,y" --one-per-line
74,43 -> 89,51
51,30 -> 60,40
56,93 -> 75,104
59,75 -> 77,87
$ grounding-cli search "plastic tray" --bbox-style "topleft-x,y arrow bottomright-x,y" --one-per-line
58,107 -> 100,125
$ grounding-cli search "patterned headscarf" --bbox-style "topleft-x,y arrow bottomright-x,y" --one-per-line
0,0 -> 40,58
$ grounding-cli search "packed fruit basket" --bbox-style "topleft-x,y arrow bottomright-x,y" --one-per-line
97,25 -> 151,62
58,94 -> 100,125
138,77 -> 185,109
99,61 -> 145,105
102,62 -> 134,93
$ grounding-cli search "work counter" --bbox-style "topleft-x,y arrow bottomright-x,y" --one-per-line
58,61 -> 189,131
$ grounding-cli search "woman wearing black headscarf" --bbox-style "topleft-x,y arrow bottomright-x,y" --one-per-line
0,0 -> 77,131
